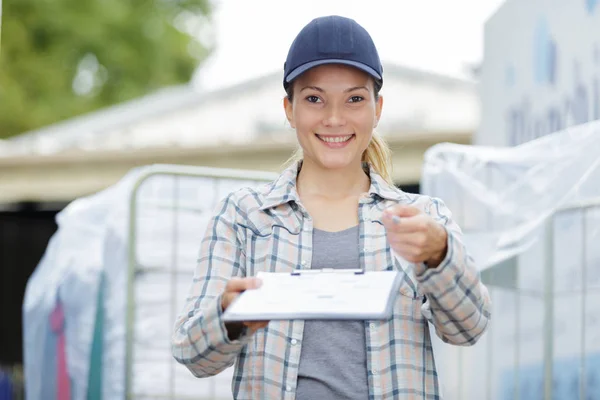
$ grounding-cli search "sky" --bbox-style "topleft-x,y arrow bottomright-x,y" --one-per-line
192,0 -> 506,91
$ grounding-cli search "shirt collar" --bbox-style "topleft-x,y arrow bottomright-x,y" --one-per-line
259,161 -> 406,211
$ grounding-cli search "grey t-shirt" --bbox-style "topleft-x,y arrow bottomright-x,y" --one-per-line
296,226 -> 369,400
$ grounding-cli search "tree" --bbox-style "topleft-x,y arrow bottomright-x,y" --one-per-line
0,0 -> 212,138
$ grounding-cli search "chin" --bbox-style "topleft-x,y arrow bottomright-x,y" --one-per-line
316,155 -> 360,170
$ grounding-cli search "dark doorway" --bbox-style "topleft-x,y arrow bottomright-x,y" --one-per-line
397,182 -> 420,194
0,202 -> 64,366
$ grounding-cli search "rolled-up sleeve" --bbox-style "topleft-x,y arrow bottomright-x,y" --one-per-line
171,194 -> 251,377
417,197 -> 492,346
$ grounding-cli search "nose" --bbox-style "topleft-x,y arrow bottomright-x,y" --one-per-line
322,103 -> 346,127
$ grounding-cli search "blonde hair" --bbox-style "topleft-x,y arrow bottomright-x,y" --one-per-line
362,131 -> 393,183
285,131 -> 394,184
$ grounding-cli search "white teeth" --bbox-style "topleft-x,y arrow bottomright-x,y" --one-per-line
318,135 -> 353,143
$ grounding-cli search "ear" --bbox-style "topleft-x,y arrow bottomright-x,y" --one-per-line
283,96 -> 295,129
374,95 -> 383,128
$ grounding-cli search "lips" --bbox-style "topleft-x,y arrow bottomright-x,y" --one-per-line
315,133 -> 356,148
315,134 -> 355,143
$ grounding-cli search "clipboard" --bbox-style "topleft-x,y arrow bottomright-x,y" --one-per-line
222,269 -> 402,321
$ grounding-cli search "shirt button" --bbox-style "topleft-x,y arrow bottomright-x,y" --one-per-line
286,385 -> 292,392
301,261 -> 307,267
372,369 -> 378,375
370,323 -> 376,329
291,339 -> 298,345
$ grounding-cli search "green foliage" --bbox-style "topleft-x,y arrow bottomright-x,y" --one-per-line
0,0 -> 212,138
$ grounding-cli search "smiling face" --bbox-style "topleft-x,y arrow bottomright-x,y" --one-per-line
284,64 -> 383,172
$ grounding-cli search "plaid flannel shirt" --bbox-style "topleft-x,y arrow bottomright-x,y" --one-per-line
172,162 -> 491,399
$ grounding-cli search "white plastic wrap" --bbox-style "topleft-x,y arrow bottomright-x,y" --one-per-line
421,120 -> 600,399
422,119 -> 600,271
23,165 -> 274,400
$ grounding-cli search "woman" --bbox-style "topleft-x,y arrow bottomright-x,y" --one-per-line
172,15 -> 491,399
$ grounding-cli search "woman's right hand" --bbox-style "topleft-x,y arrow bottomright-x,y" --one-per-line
222,277 -> 269,335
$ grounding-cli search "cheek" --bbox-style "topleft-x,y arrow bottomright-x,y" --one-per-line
292,112 -> 313,150
293,108 -> 318,134
353,112 -> 376,137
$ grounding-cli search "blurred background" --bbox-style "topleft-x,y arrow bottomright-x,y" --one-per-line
1,0 -> 599,399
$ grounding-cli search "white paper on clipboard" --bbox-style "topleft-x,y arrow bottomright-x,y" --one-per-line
222,269 -> 402,321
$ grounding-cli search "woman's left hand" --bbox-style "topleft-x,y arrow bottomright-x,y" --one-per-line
382,205 -> 448,268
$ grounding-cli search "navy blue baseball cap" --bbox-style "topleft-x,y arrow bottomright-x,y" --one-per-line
283,15 -> 383,90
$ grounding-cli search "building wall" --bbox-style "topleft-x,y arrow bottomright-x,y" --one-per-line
0,131 -> 471,204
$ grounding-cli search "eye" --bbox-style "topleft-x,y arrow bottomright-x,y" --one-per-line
349,95 -> 364,103
305,95 -> 321,103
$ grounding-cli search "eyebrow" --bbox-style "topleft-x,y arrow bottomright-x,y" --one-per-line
299,85 -> 369,93
300,86 -> 324,93
344,86 -> 369,93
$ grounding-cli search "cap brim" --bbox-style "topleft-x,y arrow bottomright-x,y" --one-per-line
285,59 -> 382,84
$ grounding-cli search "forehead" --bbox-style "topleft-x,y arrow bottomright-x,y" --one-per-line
294,64 -> 373,88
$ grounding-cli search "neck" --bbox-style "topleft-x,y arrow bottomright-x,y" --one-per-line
296,159 -> 370,199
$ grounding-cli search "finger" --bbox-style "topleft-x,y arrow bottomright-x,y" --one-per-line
384,205 -> 422,218
221,292 -> 238,311
244,321 -> 269,332
225,277 -> 263,293
387,232 -> 428,248
390,244 -> 427,263
222,278 -> 263,311
383,214 -> 427,233
253,321 -> 269,327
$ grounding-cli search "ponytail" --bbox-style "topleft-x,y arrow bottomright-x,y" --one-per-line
361,131 -> 393,184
